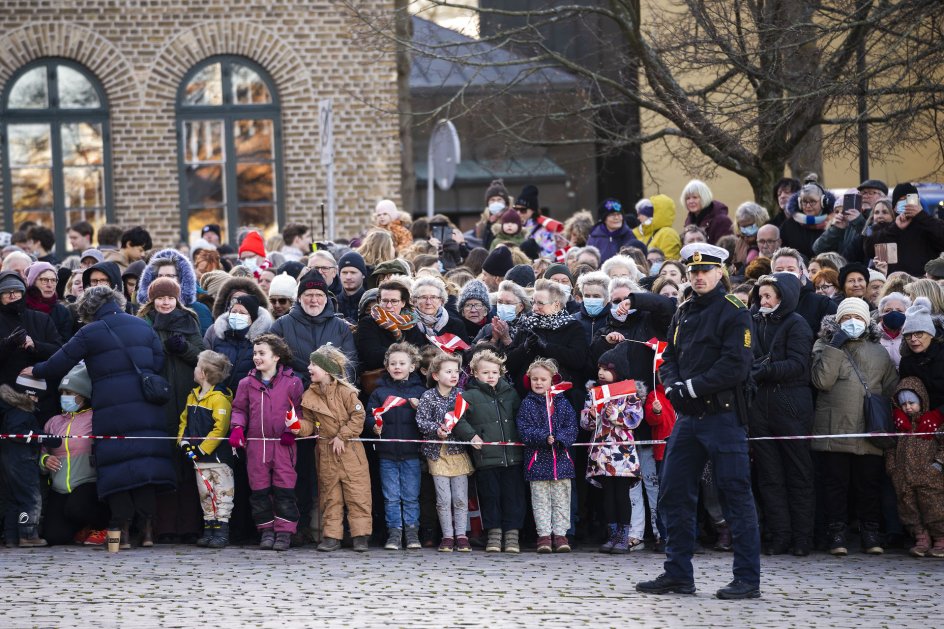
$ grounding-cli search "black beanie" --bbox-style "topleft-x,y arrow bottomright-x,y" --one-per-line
514,185 -> 539,212
482,246 -> 514,277
297,269 -> 328,297
234,294 -> 261,321
891,182 -> 919,205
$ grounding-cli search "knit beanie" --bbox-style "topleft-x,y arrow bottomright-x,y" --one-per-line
238,231 -> 266,258
482,246 -> 514,277
901,297 -> 936,337
59,363 -> 92,398
268,273 -> 298,300
890,182 -> 919,205
485,179 -> 510,204
838,263 -> 870,291
543,263 -> 575,285
200,270 -> 230,298
836,297 -> 870,323
309,348 -> 343,378
0,271 -> 24,295
458,279 -> 490,312
148,276 -> 181,302
191,238 -> 217,256
598,346 -> 631,381
505,264 -> 536,288
26,261 -> 56,288
338,251 -> 368,278
80,248 -> 104,265
868,269 -> 886,284
234,294 -> 261,321
514,185 -> 539,212
598,197 -> 624,221
297,269 -> 328,297
499,208 -> 522,228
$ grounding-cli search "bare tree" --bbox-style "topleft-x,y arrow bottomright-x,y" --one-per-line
346,0 -> 944,204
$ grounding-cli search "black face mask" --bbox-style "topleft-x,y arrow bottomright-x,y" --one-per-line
882,310 -> 906,331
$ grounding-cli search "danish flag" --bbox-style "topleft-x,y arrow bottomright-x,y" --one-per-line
428,333 -> 470,354
442,393 -> 469,433
554,247 -> 572,263
285,403 -> 301,432
373,395 -> 408,429
590,380 -> 637,412
544,382 -> 573,423
537,215 -> 565,233
644,337 -> 668,372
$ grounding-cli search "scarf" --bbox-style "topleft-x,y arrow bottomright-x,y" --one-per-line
516,310 -> 574,332
370,305 -> 416,334
25,288 -> 57,315
414,306 -> 450,336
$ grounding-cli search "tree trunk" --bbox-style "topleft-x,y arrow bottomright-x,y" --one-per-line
395,0 -> 415,214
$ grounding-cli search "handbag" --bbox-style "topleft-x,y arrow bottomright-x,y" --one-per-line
842,348 -> 895,450
102,318 -> 172,406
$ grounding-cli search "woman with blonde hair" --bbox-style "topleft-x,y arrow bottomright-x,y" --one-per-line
357,229 -> 397,267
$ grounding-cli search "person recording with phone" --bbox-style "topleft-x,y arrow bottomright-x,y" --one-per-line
812,192 -> 867,263
864,183 -> 944,277
427,216 -> 469,270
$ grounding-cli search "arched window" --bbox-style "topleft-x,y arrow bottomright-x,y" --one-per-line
176,56 -> 283,246
1,59 -> 112,253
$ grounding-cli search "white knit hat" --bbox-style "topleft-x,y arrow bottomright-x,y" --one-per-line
902,297 -> 936,337
836,297 -> 870,323
268,273 -> 298,300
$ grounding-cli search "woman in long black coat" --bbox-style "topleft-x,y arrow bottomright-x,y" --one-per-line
29,286 -> 175,547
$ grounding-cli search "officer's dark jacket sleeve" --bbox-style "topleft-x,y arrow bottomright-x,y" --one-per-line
659,308 -> 683,386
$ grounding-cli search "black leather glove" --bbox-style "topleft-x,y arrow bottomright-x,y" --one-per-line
667,382 -> 690,408
164,333 -> 187,354
829,329 -> 850,349
751,362 -> 770,383
1,327 -> 27,351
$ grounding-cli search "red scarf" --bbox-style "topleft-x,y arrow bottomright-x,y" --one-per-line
26,288 -> 57,314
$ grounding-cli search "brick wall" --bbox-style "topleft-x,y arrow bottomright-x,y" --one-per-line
0,1 -> 401,247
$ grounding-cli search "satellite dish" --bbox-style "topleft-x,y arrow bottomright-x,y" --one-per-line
429,120 -> 461,191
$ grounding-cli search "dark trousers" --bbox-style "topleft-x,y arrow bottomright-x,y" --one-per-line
107,485 -> 156,529
250,487 -> 299,533
1,443 -> 42,539
818,451 -> 883,526
750,408 -> 814,545
601,476 -> 632,525
659,411 -> 760,586
154,455 -> 202,537
43,483 -> 110,545
476,466 -> 526,531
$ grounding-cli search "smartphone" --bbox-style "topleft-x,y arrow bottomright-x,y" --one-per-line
430,224 -> 452,244
906,193 -> 920,207
896,200 -> 907,215
842,192 -> 862,212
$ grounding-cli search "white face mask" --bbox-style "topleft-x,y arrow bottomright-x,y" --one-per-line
496,303 -> 517,322
558,284 -> 572,299
610,304 -> 628,322
60,395 -> 81,413
643,218 -> 653,226
228,312 -> 251,331
241,256 -> 258,273
840,319 -> 866,338
758,304 -> 778,315
488,201 -> 506,215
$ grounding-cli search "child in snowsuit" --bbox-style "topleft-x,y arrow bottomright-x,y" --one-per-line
299,346 -> 372,552
515,358 -> 577,553
179,350 -> 234,549
887,377 -> 944,557
229,334 -> 304,551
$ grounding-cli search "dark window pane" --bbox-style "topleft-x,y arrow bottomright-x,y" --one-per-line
58,65 -> 101,109
7,67 -> 48,109
186,164 -> 224,206
7,124 -> 52,167
234,119 -> 273,160
238,204 -> 275,236
236,163 -> 273,202
63,166 -> 105,208
13,210 -> 55,234
183,120 -> 224,163
183,63 -> 222,106
187,207 -> 227,245
10,167 -> 53,210
232,64 -> 271,105
61,123 -> 104,166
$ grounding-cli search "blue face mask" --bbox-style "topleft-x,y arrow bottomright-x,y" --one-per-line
649,261 -> 663,276
610,304 -> 628,322
496,303 -> 518,322
840,319 -> 866,338
61,395 -> 82,413
740,224 -> 759,236
882,311 -> 906,331
583,298 -> 605,316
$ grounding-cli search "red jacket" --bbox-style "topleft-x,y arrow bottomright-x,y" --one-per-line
644,385 -> 676,461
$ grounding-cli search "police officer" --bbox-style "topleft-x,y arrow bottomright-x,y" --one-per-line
636,243 -> 761,600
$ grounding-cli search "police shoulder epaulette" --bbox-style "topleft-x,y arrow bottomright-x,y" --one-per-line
725,294 -> 746,309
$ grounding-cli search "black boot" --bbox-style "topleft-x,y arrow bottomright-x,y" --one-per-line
827,523 -> 847,556
197,520 -> 217,547
860,522 -> 884,555
208,522 -> 229,549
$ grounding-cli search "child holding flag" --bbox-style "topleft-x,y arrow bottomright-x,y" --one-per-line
515,358 -> 577,553
366,343 -> 426,551
299,346 -> 372,552
415,351 -> 473,552
452,350 -> 523,553
581,346 -> 643,554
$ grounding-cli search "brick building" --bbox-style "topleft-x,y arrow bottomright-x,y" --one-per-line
0,1 -> 400,252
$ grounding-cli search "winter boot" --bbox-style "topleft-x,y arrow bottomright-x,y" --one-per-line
17,526 -> 47,548
119,523 -> 132,550
611,525 -> 630,554
385,528 -> 403,550
552,535 -> 571,553
140,519 -> 154,548
599,523 -> 619,554
352,535 -> 370,552
860,522 -> 884,555
827,523 -> 847,556
485,528 -> 502,553
273,532 -> 292,551
208,522 -> 230,549
455,535 -> 471,552
929,537 -> 944,558
404,525 -> 421,550
713,522 -> 733,551
910,530 -> 931,557
259,529 -> 276,550
197,520 -> 217,548
503,529 -> 520,554
536,535 -> 553,554
317,537 -> 341,552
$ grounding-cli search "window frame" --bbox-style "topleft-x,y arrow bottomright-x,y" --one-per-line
175,55 -> 284,247
1,58 -> 113,254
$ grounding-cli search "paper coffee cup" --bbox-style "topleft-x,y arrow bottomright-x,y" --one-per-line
106,529 -> 121,553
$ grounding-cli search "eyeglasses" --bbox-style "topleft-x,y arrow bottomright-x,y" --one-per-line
88,279 -> 111,286
269,298 -> 291,305
379,299 -> 401,306
757,239 -> 780,245
815,283 -> 834,292
36,277 -> 57,285
533,299 -> 553,307
157,274 -> 178,279
800,199 -> 819,207
313,266 -> 336,273
903,332 -> 929,340
415,294 -> 441,302
462,303 -> 485,311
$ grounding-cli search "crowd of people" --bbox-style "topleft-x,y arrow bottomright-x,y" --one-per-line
0,173 -> 942,566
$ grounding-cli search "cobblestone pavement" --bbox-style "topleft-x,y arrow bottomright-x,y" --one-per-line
0,544 -> 938,628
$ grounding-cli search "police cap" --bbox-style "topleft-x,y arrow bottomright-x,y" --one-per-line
680,243 -> 729,271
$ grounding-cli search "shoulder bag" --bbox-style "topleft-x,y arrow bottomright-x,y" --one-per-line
842,347 -> 895,450
102,318 -> 172,406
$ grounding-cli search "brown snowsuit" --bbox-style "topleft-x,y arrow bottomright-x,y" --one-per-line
885,377 -> 944,537
299,378 -> 372,539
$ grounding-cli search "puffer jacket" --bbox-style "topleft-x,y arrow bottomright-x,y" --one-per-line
42,408 -> 95,494
178,385 -> 233,464
366,372 -> 426,461
415,386 -> 468,461
516,391 -> 577,481
579,385 -> 643,484
453,377 -> 522,470
270,300 -> 357,386
204,309 -> 274,391
586,222 -> 648,263
230,365 -> 304,440
811,316 -> 899,455
885,377 -> 944,494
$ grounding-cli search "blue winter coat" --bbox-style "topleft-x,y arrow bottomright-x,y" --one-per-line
586,222 -> 648,262
366,372 -> 426,461
516,391 -> 578,481
31,300 -> 176,498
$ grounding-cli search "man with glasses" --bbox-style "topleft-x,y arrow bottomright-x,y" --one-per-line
756,225 -> 781,259
306,250 -> 341,297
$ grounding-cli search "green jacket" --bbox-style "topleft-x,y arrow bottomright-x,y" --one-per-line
453,377 -> 522,469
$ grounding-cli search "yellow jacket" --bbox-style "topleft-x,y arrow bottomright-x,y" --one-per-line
178,386 -> 233,457
633,194 -> 682,260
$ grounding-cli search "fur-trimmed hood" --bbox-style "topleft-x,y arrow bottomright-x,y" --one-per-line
818,313 -> 882,343
211,276 -> 271,319
136,248 -> 199,306
0,384 -> 36,412
895,376 -> 930,413
211,308 -> 273,340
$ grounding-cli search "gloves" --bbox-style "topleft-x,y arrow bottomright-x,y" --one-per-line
179,440 -> 199,460
751,362 -> 769,383
279,431 -> 295,446
164,333 -> 187,354
828,329 -> 850,349
1,328 -> 27,352
229,425 -> 246,448
39,435 -> 62,449
667,382 -> 692,409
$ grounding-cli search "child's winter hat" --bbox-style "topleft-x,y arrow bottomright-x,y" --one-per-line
598,346 -> 631,381
148,276 -> 181,302
59,363 -> 92,398
897,389 -> 920,407
499,208 -> 522,229
309,347 -> 343,378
